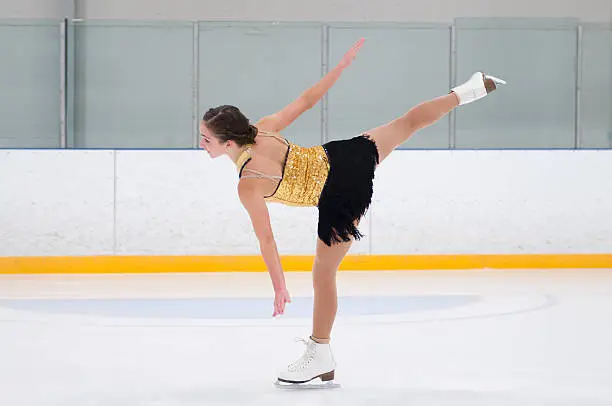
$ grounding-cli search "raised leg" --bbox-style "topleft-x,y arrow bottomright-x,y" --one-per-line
366,72 -> 505,163
366,93 -> 459,162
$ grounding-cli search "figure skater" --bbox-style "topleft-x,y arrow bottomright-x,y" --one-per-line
198,38 -> 505,386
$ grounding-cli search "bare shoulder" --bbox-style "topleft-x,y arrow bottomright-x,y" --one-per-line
252,124 -> 289,145
254,116 -> 279,133
237,176 -> 266,204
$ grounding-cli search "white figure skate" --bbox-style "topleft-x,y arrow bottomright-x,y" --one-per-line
274,337 -> 340,389
451,72 -> 506,105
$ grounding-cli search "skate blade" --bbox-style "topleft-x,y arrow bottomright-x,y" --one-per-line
485,74 -> 506,85
274,379 -> 341,390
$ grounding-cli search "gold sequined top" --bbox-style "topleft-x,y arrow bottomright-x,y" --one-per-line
235,132 -> 330,207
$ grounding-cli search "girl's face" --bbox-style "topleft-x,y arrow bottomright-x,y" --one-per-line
199,121 -> 227,158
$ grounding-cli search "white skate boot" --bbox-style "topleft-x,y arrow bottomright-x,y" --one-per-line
451,72 -> 506,105
275,337 -> 339,389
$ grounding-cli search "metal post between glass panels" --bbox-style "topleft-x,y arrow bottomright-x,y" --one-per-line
192,21 -> 200,149
449,23 -> 457,149
575,24 -> 584,149
320,24 -> 330,145
60,19 -> 67,148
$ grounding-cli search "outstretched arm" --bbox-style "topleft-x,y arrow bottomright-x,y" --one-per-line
256,38 -> 365,133
238,180 -> 291,317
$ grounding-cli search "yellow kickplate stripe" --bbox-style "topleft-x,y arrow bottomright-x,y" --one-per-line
1,254 -> 611,274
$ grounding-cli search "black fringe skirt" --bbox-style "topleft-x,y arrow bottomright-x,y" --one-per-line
317,134 -> 380,246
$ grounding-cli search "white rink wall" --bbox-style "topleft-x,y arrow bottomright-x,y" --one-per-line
1,149 -> 612,257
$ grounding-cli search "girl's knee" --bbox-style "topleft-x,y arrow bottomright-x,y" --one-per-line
312,265 -> 337,289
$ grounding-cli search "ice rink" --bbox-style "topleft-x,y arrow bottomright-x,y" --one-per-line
1,269 -> 611,406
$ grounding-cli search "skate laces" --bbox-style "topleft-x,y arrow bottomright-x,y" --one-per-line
287,337 -> 317,372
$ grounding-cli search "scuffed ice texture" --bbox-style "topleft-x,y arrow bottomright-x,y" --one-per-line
1,270 -> 611,406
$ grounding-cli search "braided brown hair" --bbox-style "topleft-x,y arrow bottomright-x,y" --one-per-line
202,105 -> 258,146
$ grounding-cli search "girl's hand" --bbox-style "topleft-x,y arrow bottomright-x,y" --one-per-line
338,38 -> 365,69
273,288 -> 292,317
